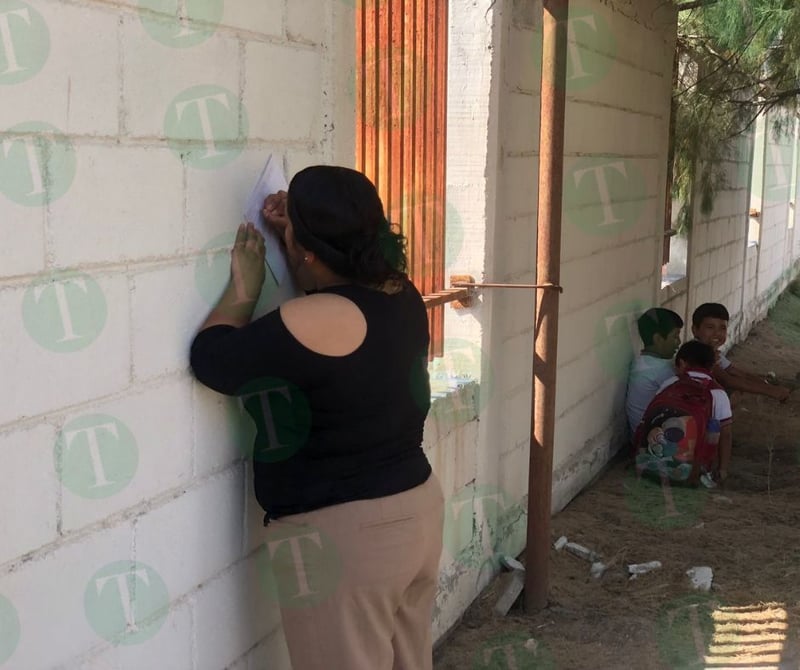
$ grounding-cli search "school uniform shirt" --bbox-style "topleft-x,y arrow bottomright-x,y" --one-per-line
655,371 -> 733,426
625,354 -> 676,434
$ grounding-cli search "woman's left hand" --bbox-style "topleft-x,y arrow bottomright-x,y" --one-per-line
230,222 -> 266,304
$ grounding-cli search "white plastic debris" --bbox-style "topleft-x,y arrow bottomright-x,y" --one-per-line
499,555 -> 525,572
590,561 -> 608,579
564,542 -> 599,562
553,536 -> 568,551
627,561 -> 662,579
687,566 -> 714,592
494,569 -> 525,616
524,638 -> 539,653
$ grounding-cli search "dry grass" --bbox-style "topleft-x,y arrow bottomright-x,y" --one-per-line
434,293 -> 800,669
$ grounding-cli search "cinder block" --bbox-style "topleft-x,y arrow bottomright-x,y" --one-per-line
243,43 -> 322,141
0,2 -> 119,136
565,103 -> 664,156
243,465 -> 267,555
0,272 -> 130,427
504,92 -> 539,155
0,202 -> 45,278
49,145 -> 183,267
192,383 -> 251,479
502,156 -> 538,218
122,14 -> 240,139
222,0 -> 283,37
287,0 -> 325,44
498,332 -> 533,398
60,379 -> 193,532
0,523 -> 133,670
130,264 -> 207,381
505,26 -> 538,93
134,467 -> 245,601
0,423 -> 57,566
71,602 -> 192,670
193,554 -> 281,670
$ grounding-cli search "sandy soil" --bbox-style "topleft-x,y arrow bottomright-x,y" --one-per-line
433,286 -> 800,670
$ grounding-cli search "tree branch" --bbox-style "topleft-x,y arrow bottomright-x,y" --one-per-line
677,0 -> 719,11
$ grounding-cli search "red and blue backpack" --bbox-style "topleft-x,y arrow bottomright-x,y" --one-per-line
632,369 -> 722,481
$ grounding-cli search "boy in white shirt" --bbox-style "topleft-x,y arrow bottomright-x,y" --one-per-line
625,308 -> 683,434
691,302 -> 790,403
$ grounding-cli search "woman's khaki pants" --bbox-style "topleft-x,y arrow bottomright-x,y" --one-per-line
263,474 -> 444,670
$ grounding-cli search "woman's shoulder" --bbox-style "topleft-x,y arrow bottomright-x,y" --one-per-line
279,293 -> 367,357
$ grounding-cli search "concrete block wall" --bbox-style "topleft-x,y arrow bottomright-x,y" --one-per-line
682,111 -> 800,346
685,149 -> 751,342
0,1 -> 353,668
551,0 -> 678,509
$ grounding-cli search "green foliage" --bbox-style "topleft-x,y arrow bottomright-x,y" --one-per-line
672,0 -> 800,221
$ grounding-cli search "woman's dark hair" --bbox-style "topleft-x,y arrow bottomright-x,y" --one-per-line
286,166 -> 408,285
675,340 -> 715,370
637,307 -> 683,346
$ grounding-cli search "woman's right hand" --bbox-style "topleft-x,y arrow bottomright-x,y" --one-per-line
263,191 -> 290,245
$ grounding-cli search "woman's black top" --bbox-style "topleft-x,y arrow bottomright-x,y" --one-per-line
190,279 -> 432,520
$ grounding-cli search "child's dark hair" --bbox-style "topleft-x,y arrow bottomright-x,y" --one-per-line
287,165 -> 408,285
637,308 -> 683,346
692,302 -> 729,327
675,340 -> 715,370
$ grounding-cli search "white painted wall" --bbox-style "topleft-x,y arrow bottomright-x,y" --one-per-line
0,1 -> 353,668
6,0 -> 799,667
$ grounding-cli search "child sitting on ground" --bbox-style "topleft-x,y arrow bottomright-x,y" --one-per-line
634,340 -> 732,486
625,307 -> 683,435
691,303 -> 791,403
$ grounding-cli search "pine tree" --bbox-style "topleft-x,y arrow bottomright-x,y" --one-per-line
672,0 -> 800,219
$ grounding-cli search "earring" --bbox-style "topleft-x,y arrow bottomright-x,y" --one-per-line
304,256 -> 309,263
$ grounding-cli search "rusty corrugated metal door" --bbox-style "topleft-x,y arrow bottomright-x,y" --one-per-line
356,0 -> 448,358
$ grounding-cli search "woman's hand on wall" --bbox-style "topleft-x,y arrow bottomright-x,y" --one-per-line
230,222 -> 266,304
194,222 -> 267,332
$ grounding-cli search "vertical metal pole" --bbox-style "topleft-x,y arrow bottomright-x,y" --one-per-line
525,0 -> 569,612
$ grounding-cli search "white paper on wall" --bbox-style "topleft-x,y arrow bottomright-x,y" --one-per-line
242,155 -> 303,317
243,154 -> 290,286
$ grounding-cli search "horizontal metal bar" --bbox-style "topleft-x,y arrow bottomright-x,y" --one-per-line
664,229 -> 679,238
452,281 -> 564,293
421,287 -> 471,308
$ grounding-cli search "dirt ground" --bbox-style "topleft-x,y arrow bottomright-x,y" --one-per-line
434,286 -> 800,670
